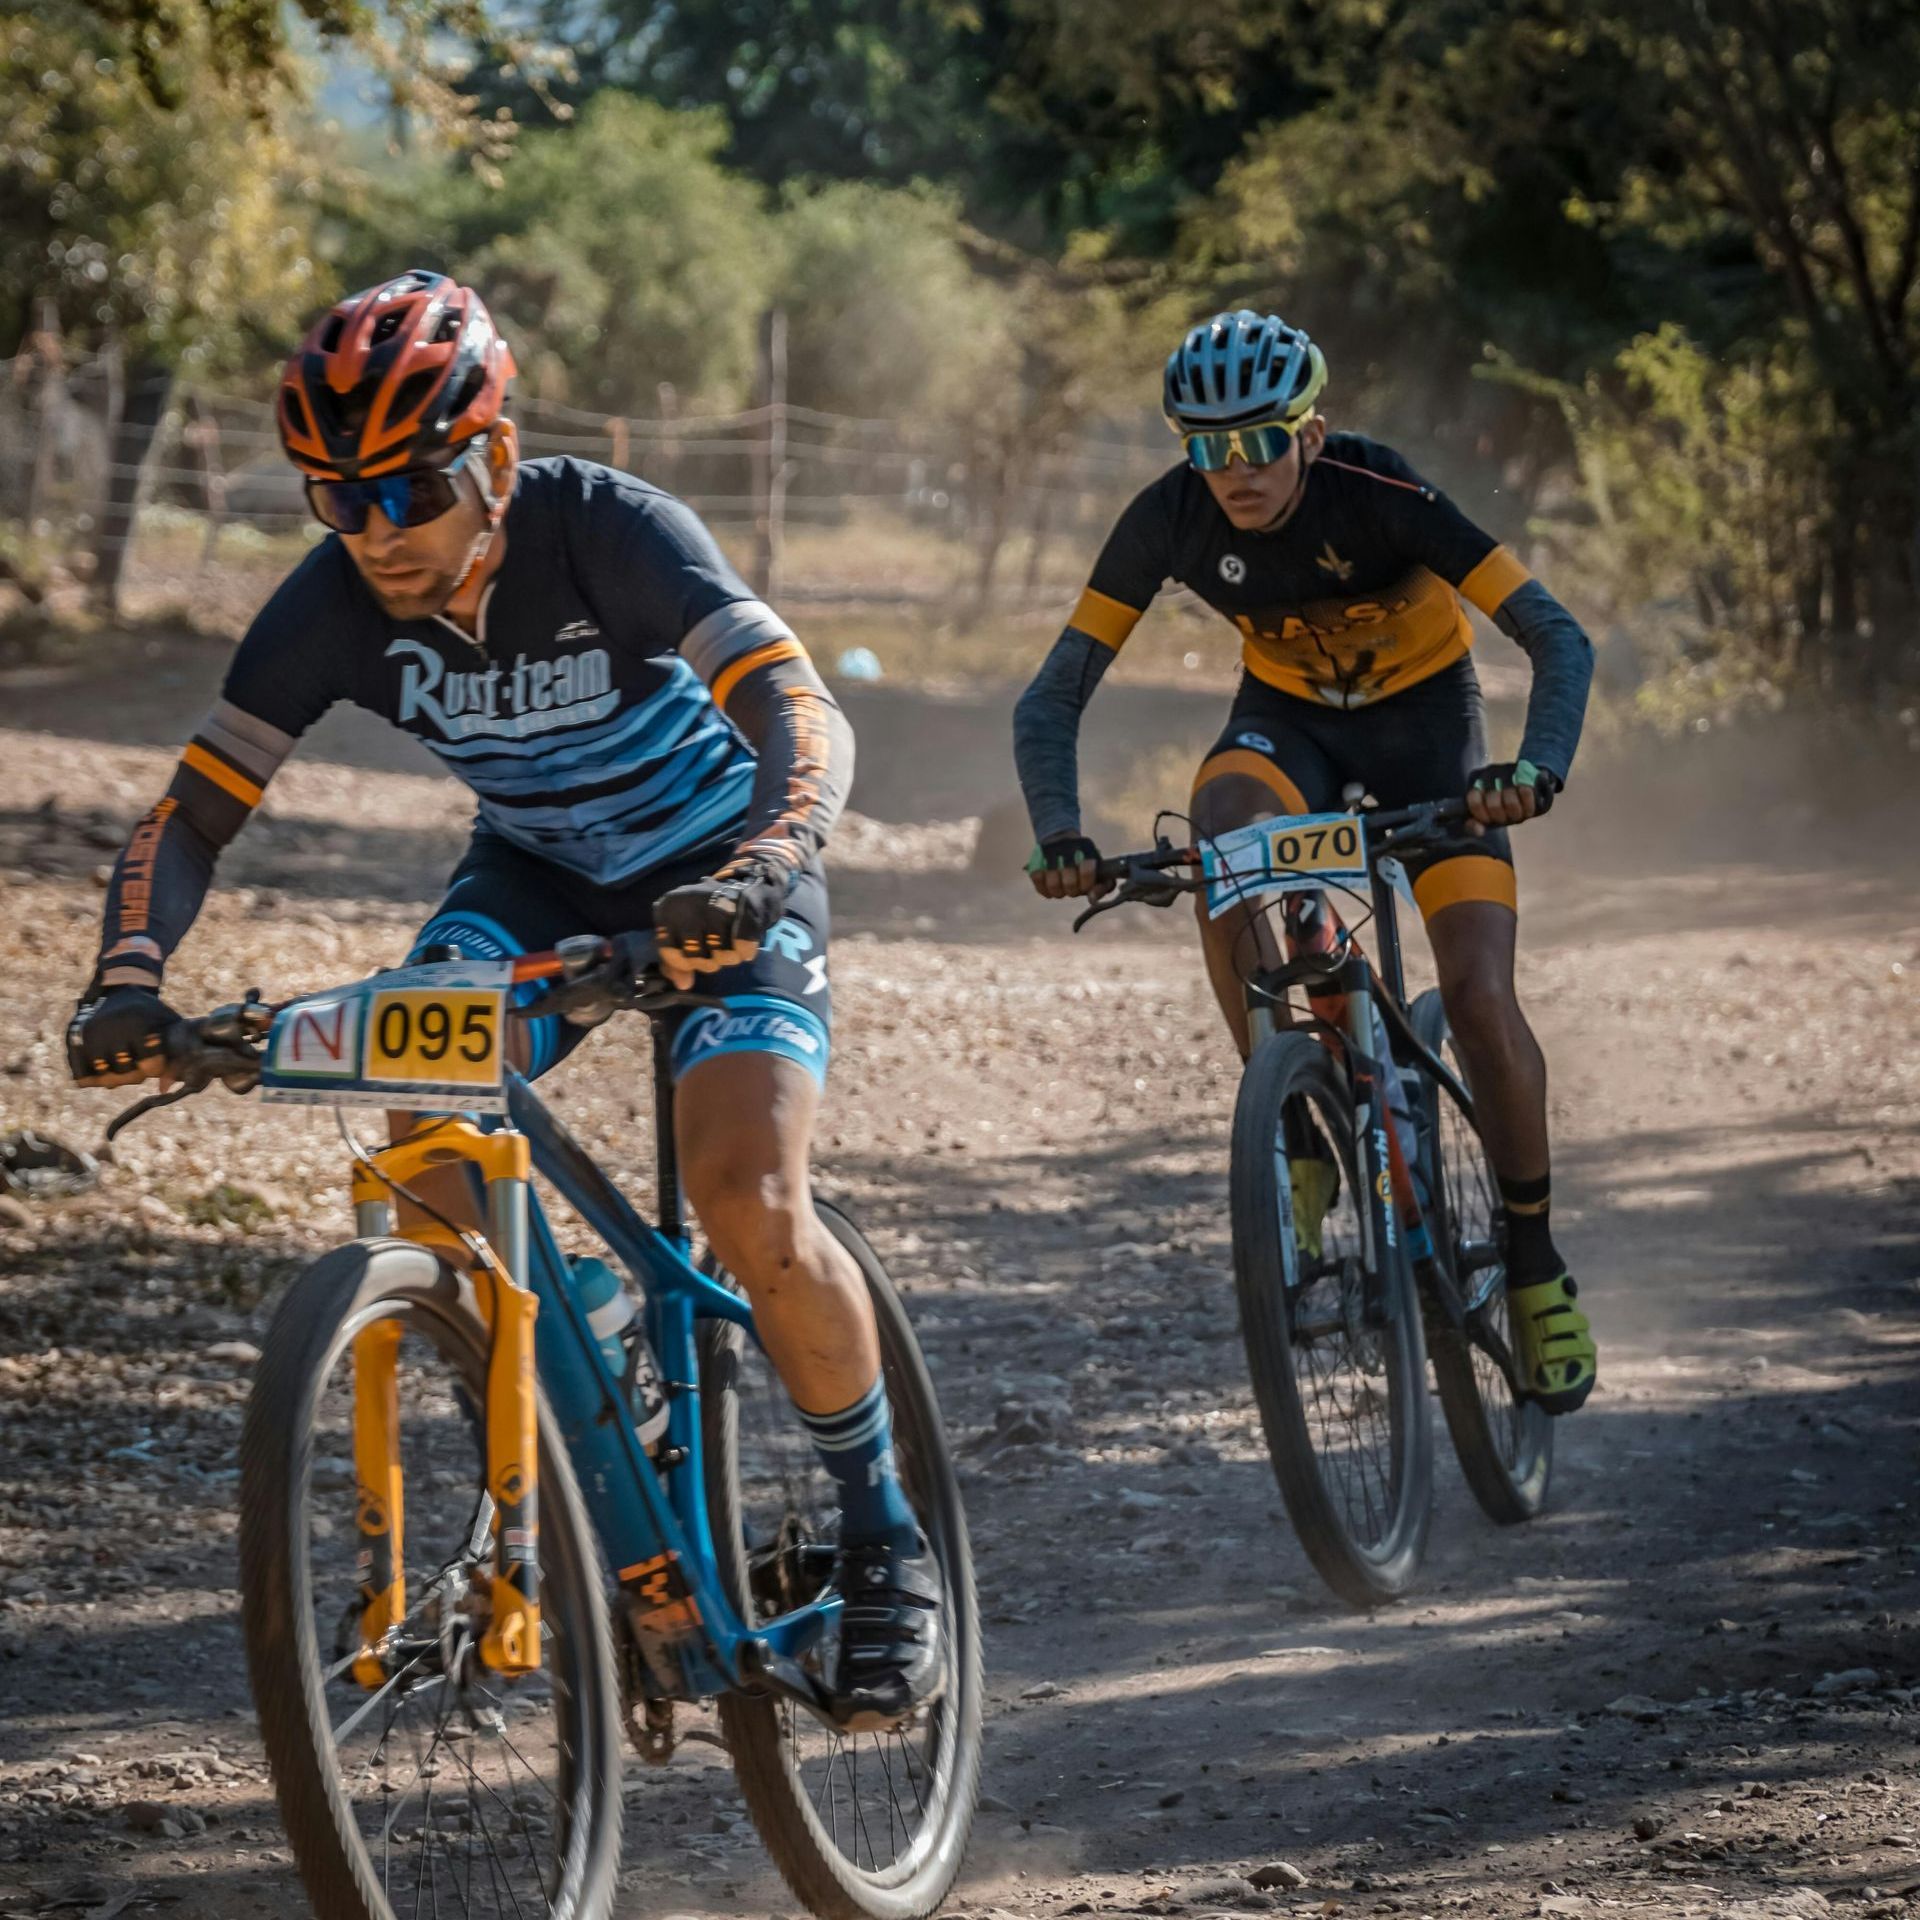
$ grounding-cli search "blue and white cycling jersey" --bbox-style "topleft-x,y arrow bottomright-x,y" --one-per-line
92,457 -> 853,993
215,457 -> 777,886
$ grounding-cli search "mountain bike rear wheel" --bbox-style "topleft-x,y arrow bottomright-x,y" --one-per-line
700,1199 -> 981,1920
1231,1031 -> 1433,1610
1409,989 -> 1553,1524
239,1239 -> 623,1920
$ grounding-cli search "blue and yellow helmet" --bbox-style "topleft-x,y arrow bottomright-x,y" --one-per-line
1163,310 -> 1327,432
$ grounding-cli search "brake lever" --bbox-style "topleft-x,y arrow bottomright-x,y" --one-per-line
106,1079 -> 199,1143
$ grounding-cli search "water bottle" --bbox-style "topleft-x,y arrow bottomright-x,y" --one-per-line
571,1257 -> 670,1455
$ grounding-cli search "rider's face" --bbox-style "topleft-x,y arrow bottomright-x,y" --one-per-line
339,465 -> 494,620
1199,416 -> 1326,532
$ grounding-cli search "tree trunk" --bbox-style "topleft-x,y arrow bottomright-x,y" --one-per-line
91,356 -> 172,616
964,441 -> 1013,630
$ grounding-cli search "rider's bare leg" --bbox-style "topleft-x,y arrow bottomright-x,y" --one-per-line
1423,899 -> 1548,1182
674,1049 -> 881,1412
1190,768 -> 1295,1059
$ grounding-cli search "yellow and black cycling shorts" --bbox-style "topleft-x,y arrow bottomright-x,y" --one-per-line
1191,658 -> 1516,921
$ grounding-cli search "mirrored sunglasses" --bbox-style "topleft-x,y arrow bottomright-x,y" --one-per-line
305,452 -> 478,535
1181,417 -> 1303,473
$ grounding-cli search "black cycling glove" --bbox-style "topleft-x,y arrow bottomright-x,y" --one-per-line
1468,760 -> 1560,815
67,984 -> 180,1083
1024,833 -> 1102,875
653,856 -> 792,968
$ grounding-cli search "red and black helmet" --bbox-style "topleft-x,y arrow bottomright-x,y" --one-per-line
277,270 -> 516,481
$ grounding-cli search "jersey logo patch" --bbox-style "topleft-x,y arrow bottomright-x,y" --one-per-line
554,619 -> 600,646
1317,542 -> 1354,582
1235,731 -> 1275,755
1219,554 -> 1248,584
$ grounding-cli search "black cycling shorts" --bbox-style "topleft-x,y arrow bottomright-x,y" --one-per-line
407,830 -> 831,1086
1192,657 -> 1515,919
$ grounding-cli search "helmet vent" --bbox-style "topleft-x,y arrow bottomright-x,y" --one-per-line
432,311 -> 460,344
320,315 -> 344,353
387,367 -> 440,430
371,309 -> 405,347
445,363 -> 485,424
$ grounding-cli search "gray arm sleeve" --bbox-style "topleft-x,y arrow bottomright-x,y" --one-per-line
1012,629 -> 1119,843
719,649 -> 856,876
679,599 -> 854,878
1495,580 -> 1595,783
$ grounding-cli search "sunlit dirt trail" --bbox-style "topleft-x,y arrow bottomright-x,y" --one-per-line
1,638 -> 1916,1920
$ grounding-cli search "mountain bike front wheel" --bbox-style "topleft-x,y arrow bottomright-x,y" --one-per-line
700,1199 -> 981,1920
1409,990 -> 1553,1523
239,1239 -> 623,1920
1231,1030 -> 1433,1609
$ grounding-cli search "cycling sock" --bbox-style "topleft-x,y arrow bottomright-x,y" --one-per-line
799,1374 -> 920,1553
1498,1170 -> 1562,1281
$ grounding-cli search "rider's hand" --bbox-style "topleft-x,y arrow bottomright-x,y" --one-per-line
654,856 -> 791,989
1466,760 -> 1559,832
1026,833 -> 1107,901
66,984 -> 181,1088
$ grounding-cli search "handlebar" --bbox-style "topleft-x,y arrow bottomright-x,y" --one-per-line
101,937 -> 709,1141
1071,796 -> 1483,934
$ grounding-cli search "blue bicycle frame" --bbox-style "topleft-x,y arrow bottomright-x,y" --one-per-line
495,1029 -> 840,1711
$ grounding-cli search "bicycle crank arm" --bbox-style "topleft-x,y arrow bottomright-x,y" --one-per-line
737,1636 -> 837,1724
1469,1315 -> 1528,1402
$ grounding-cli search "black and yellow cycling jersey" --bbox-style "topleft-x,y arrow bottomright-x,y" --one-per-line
1013,431 -> 1593,857
1072,433 -> 1529,710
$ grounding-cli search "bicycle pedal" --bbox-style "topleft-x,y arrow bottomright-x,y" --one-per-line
626,1695 -> 677,1766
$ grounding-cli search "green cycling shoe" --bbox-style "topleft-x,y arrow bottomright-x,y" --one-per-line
1507,1271 -> 1596,1414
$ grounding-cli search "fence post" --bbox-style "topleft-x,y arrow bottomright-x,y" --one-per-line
751,308 -> 787,599
656,381 -> 679,495
605,414 -> 630,474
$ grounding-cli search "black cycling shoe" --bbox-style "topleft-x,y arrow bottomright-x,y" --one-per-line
827,1533 -> 945,1732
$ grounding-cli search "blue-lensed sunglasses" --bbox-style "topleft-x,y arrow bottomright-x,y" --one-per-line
305,444 -> 482,534
1179,417 -> 1304,473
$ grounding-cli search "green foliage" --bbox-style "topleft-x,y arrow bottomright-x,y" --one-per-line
775,184 -> 1016,421
456,96 -> 775,411
0,5 -> 327,368
69,0 -> 545,169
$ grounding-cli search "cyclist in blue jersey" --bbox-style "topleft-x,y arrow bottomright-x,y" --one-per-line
66,271 -> 942,1729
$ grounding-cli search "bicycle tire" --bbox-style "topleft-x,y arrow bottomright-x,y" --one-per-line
701,1200 -> 981,1920
239,1238 -> 623,1920
1231,1030 -> 1433,1609
1408,990 -> 1553,1524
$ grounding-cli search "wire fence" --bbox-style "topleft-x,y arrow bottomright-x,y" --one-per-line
0,344 -> 1180,616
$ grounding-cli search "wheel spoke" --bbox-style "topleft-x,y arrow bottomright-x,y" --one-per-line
277,1289 -> 600,1919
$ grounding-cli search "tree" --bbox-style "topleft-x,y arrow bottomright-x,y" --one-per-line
451,95 -> 776,412
0,4 -> 329,606
69,0 -> 542,170
775,184 -> 1016,422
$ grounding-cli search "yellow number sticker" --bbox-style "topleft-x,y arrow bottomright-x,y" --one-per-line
1264,814 -> 1366,876
363,989 -> 504,1088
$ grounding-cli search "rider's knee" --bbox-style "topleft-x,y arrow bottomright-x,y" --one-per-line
1189,772 -> 1281,841
1442,963 -> 1520,1048
687,1159 -> 820,1280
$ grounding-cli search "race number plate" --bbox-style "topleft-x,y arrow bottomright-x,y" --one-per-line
259,960 -> 512,1112
1200,811 -> 1370,919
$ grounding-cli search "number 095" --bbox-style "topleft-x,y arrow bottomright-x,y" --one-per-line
368,993 -> 499,1076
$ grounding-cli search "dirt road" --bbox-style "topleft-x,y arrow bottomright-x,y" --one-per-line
1,636 -> 1917,1920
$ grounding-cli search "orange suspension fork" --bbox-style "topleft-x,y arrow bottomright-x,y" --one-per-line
351,1320 -> 405,1688
349,1122 -> 543,1678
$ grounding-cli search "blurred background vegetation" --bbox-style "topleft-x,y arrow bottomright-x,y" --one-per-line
2,0 -> 1918,736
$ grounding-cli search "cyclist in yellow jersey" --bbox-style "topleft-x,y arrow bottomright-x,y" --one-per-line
1014,310 -> 1597,1414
